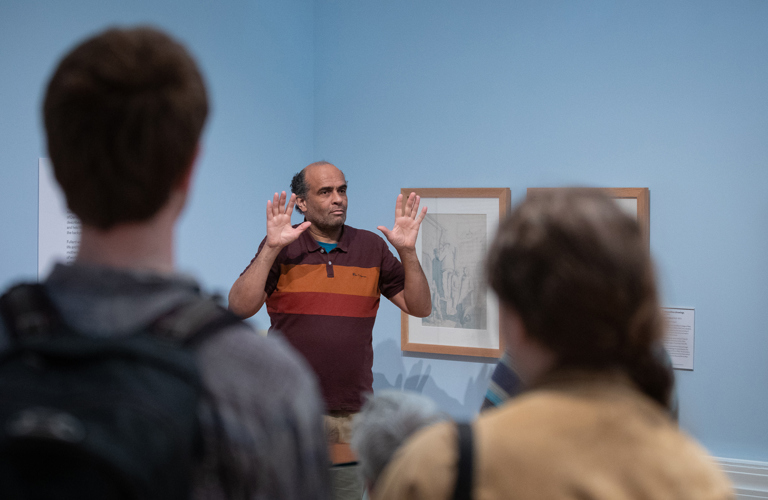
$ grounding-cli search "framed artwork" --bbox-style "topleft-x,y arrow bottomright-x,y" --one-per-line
526,187 -> 650,248
401,188 -> 511,358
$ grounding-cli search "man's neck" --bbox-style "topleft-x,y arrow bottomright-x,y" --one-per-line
307,223 -> 343,244
75,194 -> 181,274
76,224 -> 175,274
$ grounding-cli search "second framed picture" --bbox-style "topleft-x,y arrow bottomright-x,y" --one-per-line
527,187 -> 650,248
401,187 -> 511,358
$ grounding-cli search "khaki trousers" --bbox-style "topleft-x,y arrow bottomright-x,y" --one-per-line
326,411 -> 364,500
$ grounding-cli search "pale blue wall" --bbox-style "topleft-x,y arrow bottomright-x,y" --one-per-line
313,0 -> 768,461
1,0 -> 766,463
0,0 -> 315,307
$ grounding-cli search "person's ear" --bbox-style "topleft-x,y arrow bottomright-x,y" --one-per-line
296,196 -> 307,213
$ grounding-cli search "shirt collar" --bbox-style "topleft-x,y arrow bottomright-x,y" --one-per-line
300,224 -> 350,253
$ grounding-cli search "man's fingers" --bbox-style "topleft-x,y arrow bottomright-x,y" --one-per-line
415,205 -> 428,223
394,193 -> 404,217
271,192 -> 281,216
268,192 -> 298,224
408,194 -> 421,219
402,192 -> 413,216
402,192 -> 420,218
278,191 -> 289,213
286,193 -> 297,215
377,226 -> 392,240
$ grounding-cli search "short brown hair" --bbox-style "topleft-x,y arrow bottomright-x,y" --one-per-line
43,26 -> 209,229
486,189 -> 672,407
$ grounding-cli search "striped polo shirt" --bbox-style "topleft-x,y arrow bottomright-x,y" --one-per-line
248,225 -> 405,412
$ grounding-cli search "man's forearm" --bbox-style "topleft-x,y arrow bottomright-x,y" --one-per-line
228,245 -> 281,318
397,248 -> 432,318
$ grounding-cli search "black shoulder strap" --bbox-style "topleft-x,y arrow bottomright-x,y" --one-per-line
149,298 -> 243,347
150,297 -> 247,498
452,421 -> 474,500
1,284 -> 241,348
0,283 -> 62,341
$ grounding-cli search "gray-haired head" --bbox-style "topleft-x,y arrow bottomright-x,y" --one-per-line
351,390 -> 446,489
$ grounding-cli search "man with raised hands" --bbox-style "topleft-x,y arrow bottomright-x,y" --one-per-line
229,161 -> 431,447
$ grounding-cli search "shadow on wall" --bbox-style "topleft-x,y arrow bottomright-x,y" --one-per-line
372,339 -> 493,420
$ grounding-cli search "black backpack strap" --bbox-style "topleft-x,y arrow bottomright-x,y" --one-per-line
149,297 -> 247,499
0,283 -> 62,341
452,421 -> 474,500
149,298 -> 243,347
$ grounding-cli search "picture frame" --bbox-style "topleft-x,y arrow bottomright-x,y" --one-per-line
526,187 -> 650,248
400,187 -> 511,358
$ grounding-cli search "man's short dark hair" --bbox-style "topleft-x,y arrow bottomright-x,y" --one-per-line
290,169 -> 309,214
43,26 -> 209,229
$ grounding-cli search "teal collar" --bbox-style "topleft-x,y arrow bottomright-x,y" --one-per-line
317,241 -> 338,253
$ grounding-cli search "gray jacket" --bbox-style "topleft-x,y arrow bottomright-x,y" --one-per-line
0,263 -> 330,500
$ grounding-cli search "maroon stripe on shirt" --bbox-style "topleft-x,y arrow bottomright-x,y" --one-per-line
267,291 -> 381,318
270,313 -> 376,412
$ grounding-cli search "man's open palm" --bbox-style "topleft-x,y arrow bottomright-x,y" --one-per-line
377,192 -> 427,251
266,191 -> 310,249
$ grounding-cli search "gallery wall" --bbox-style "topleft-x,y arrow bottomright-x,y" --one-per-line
1,0 -> 767,463
313,0 -> 768,461
0,0 -> 315,303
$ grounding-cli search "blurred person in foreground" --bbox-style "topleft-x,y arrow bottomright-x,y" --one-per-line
351,390 -> 446,497
374,189 -> 733,500
0,26 -> 329,499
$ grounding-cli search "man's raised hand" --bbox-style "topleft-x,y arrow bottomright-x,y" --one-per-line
377,192 -> 427,251
266,191 -> 310,249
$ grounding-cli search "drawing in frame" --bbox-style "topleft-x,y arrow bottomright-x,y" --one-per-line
401,187 -> 511,358
526,187 -> 650,248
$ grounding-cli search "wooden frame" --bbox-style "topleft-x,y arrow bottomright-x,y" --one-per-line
526,187 -> 650,248
400,188 -> 511,358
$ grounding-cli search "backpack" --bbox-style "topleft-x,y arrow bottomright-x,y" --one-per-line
0,283 -> 241,499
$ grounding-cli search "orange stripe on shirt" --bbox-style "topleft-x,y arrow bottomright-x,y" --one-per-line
276,264 -> 381,297
267,291 -> 380,317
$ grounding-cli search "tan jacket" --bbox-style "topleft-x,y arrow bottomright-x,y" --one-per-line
374,370 -> 733,500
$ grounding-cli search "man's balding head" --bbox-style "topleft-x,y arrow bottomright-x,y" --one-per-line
290,161 -> 344,215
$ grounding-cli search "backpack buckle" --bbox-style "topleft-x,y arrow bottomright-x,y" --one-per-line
6,407 -> 86,443
13,311 -> 54,338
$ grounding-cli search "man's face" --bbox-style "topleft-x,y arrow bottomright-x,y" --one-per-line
297,163 -> 348,230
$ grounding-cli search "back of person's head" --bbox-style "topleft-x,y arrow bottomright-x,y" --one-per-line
43,26 -> 209,230
486,188 -> 672,408
351,390 -> 446,490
